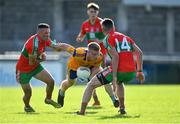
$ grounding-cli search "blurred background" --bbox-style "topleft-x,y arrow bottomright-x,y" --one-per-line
0,0 -> 179,86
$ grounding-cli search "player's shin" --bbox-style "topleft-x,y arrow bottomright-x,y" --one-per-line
79,83 -> 94,114
92,89 -> 100,106
116,83 -> 125,109
46,81 -> 54,100
104,84 -> 119,107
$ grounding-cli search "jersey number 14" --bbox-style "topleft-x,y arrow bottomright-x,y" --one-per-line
115,37 -> 131,52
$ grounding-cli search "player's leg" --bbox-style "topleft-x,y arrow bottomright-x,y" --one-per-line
116,72 -> 136,114
103,84 -> 119,108
21,83 -> 35,112
96,66 -> 119,107
16,70 -> 35,112
34,68 -> 61,108
116,82 -> 126,114
78,76 -> 103,115
90,67 -> 101,106
92,89 -> 100,106
58,78 -> 75,107
58,69 -> 76,107
59,78 -> 75,95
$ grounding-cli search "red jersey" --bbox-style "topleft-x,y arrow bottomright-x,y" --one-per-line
16,34 -> 54,72
103,31 -> 136,72
80,17 -> 107,55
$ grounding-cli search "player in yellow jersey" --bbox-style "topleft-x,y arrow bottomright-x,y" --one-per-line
57,42 -> 119,108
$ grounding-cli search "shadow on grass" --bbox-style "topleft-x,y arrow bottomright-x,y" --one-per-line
42,112 -> 56,114
14,112 -> 40,115
98,114 -> 141,120
175,112 -> 180,116
65,111 -> 98,115
87,106 -> 102,109
14,111 -> 58,115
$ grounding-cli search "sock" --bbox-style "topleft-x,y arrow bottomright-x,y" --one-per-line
110,95 -> 117,103
59,89 -> 65,96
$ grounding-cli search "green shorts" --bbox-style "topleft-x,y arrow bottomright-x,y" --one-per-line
16,64 -> 44,84
96,66 -> 136,85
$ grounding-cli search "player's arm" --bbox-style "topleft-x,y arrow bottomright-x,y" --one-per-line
76,31 -> 86,42
108,47 -> 119,91
47,39 -> 75,54
47,40 -> 63,51
37,52 -> 46,62
76,23 -> 86,42
29,53 -> 38,65
132,43 -> 145,83
29,52 -> 46,65
26,41 -> 39,65
89,66 -> 102,79
89,55 -> 103,79
50,43 -> 75,55
132,43 -> 143,72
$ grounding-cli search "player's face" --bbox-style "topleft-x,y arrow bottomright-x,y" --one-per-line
38,28 -> 50,41
87,49 -> 100,60
101,25 -> 107,35
87,8 -> 99,20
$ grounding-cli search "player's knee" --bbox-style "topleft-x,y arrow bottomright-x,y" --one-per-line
68,79 -> 75,86
47,78 -> 55,87
87,80 -> 96,89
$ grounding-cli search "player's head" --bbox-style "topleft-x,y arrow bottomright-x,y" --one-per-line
87,2 -> 99,20
87,42 -> 101,60
37,23 -> 50,41
101,18 -> 115,34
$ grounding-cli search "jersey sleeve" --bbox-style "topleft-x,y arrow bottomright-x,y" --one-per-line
72,48 -> 85,57
126,36 -> 135,45
25,38 -> 34,55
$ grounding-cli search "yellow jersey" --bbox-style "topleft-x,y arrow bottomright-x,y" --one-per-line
67,47 -> 103,71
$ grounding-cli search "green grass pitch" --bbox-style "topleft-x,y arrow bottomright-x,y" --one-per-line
0,85 -> 180,124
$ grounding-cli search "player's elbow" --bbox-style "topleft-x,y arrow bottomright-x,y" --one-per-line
138,49 -> 143,57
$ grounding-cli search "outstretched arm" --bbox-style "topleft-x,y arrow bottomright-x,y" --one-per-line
76,23 -> 86,42
50,43 -> 75,55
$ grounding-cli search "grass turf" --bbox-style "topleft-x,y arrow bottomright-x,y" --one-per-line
0,85 -> 180,124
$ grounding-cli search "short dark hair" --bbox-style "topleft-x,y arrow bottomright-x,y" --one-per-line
37,23 -> 50,29
87,2 -> 99,10
88,42 -> 101,51
101,18 -> 114,32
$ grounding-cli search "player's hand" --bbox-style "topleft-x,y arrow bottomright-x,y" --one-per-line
76,36 -> 83,42
55,42 -> 63,51
136,71 -> 145,84
29,53 -> 38,65
39,52 -> 46,61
